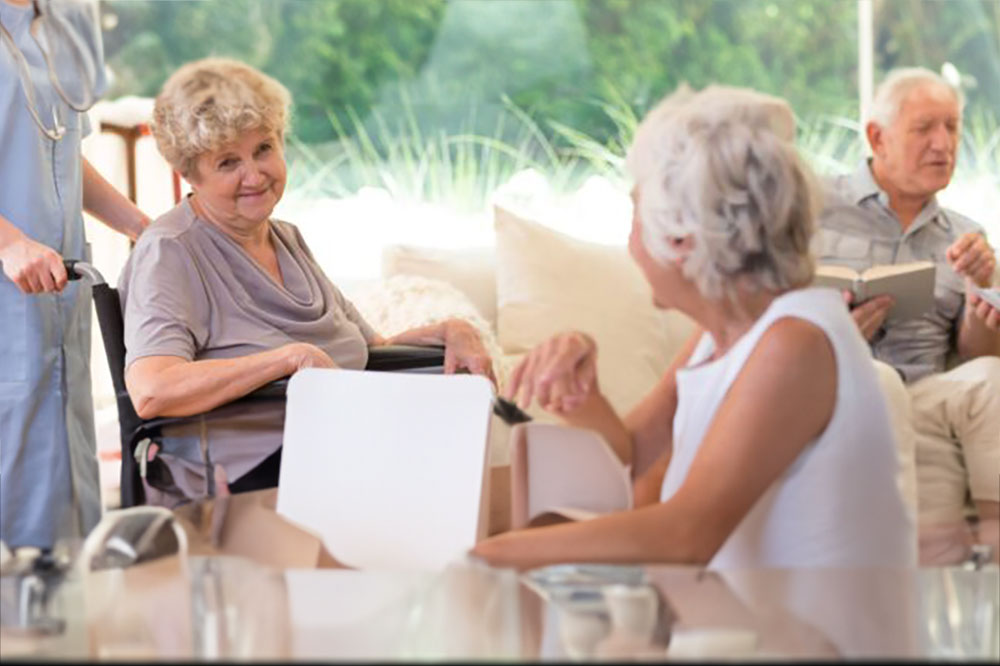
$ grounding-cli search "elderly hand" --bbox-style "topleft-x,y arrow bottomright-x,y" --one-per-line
844,290 -> 893,341
443,319 -> 496,385
504,331 -> 598,414
967,288 -> 1000,332
282,342 -> 338,373
0,235 -> 67,294
946,232 -> 997,288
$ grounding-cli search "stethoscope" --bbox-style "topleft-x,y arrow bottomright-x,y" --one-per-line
0,0 -> 98,141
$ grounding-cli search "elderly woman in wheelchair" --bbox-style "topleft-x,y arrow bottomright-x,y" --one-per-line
472,85 -> 916,570
119,57 -> 494,506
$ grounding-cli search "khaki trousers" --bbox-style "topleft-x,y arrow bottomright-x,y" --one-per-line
909,356 -> 1000,526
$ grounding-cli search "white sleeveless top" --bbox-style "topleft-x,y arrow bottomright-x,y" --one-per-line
661,288 -> 916,568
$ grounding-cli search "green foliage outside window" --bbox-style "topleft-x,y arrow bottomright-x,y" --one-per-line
100,0 -> 998,215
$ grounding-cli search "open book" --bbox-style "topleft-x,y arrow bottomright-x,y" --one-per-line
813,261 -> 936,321
510,423 -> 632,529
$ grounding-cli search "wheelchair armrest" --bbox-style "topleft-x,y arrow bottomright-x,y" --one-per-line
130,345 -> 446,436
122,382 -> 290,454
365,344 -> 445,371
119,344 -> 448,506
232,345 -> 446,398
217,345 -> 446,401
146,345 -> 445,412
242,379 -> 290,399
128,345 -> 446,433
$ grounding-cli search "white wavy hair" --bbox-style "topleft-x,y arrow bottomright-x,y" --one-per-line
869,67 -> 964,128
625,84 -> 821,301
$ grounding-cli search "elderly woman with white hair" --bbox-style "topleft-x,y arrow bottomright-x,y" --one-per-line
472,85 -> 916,570
118,57 -> 493,505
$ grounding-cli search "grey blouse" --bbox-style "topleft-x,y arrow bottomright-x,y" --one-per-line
118,199 -> 377,497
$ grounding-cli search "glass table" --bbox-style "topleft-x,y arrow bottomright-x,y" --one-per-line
2,490 -> 997,661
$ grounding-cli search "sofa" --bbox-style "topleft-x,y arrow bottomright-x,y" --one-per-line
345,203 -> 919,518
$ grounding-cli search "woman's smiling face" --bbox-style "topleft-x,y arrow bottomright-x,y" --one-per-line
189,127 -> 287,232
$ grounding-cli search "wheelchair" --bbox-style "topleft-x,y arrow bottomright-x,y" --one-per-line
65,260 -> 447,508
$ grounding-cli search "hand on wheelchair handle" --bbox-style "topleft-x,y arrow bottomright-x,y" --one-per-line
63,259 -> 80,280
0,236 -> 67,293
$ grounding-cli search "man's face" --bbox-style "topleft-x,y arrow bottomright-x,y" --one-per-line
870,83 -> 961,200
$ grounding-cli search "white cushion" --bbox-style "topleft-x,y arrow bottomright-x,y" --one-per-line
348,273 -> 503,367
493,205 -> 696,416
381,244 -> 498,328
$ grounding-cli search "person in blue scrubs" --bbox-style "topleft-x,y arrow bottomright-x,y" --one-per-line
0,0 -> 150,550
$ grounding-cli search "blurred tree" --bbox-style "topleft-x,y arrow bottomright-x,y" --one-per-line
99,0 -> 996,154
874,0 -> 1000,119
100,0 -> 444,142
572,0 -> 858,145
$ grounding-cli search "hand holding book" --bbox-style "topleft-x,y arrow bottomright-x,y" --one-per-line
974,286 -> 1000,310
970,286 -> 1000,332
813,261 -> 936,322
843,291 -> 894,341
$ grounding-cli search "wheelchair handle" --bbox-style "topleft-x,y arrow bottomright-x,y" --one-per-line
64,260 -> 107,286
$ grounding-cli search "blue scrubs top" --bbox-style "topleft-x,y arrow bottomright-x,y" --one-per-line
0,0 -> 108,548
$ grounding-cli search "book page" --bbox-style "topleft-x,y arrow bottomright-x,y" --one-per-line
525,507 -> 603,527
815,265 -> 860,281
511,423 -> 632,530
857,261 -> 935,321
860,261 -> 934,281
812,265 -> 861,296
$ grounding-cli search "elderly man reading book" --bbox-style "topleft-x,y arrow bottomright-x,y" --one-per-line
816,67 -> 1000,545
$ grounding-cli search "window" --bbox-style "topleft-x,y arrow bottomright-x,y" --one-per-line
99,0 -> 998,238
84,0 -> 999,506
873,0 -> 1000,238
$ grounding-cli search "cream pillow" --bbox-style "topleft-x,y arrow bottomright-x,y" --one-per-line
381,244 -> 498,329
494,206 -> 696,415
348,273 -> 503,370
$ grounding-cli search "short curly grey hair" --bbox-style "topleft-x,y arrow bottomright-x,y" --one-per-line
152,57 -> 291,179
625,84 -> 820,301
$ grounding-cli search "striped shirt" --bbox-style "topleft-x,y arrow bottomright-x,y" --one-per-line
815,160 -> 987,383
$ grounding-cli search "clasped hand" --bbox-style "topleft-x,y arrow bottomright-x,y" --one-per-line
503,331 -> 598,414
